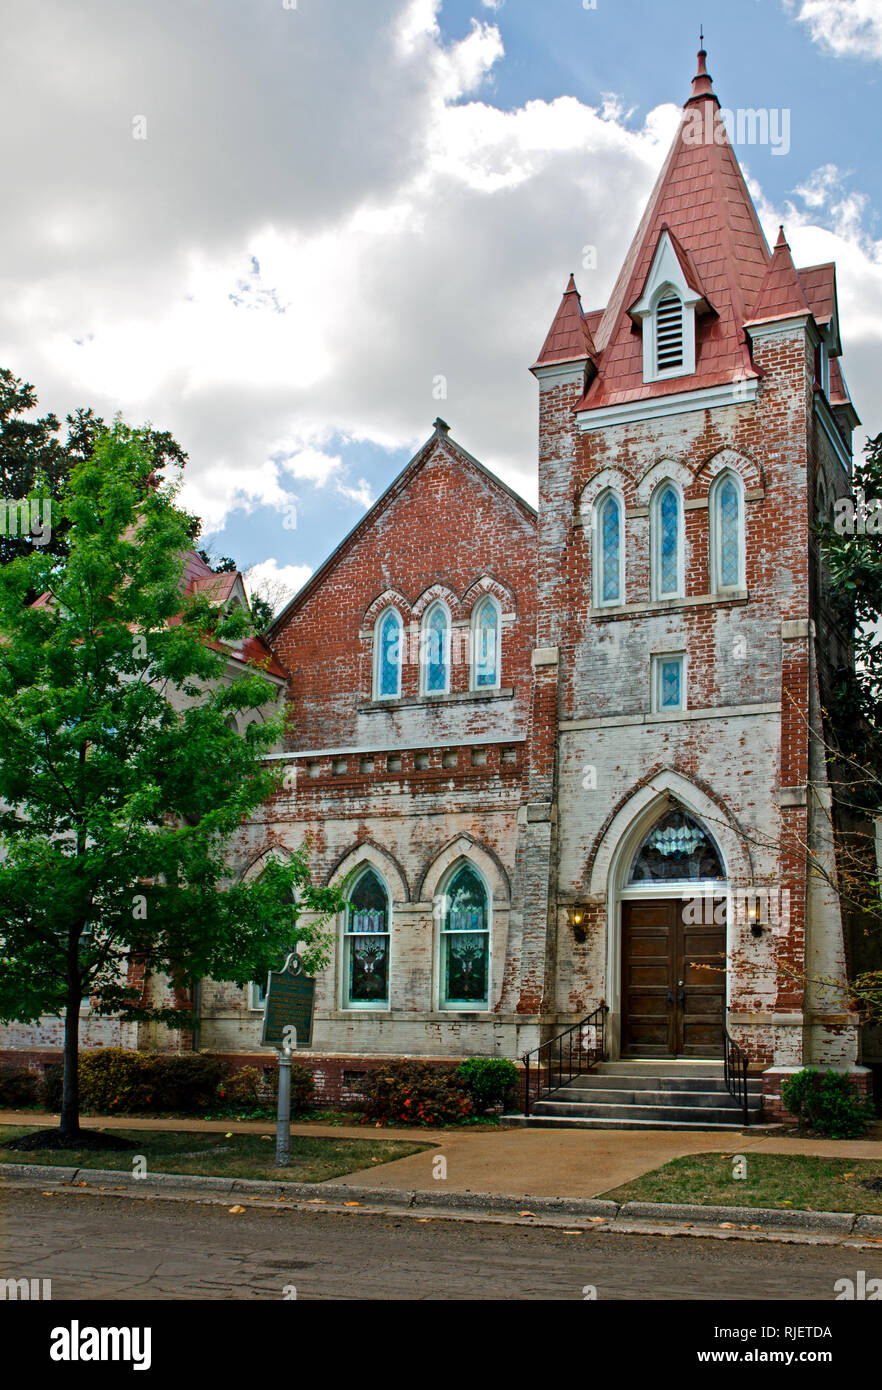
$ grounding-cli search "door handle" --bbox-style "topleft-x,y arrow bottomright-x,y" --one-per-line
666,989 -> 674,1008
678,983 -> 686,1009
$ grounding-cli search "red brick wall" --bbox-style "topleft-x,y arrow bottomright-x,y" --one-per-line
271,434 -> 538,754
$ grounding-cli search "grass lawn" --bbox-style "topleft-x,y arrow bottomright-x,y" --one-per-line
602,1151 -> 882,1215
0,1125 -> 427,1184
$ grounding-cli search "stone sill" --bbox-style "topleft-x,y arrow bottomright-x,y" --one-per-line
359,689 -> 514,713
590,591 -> 749,621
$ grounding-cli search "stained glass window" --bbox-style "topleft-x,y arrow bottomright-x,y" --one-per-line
661,658 -> 681,708
599,495 -> 622,604
628,810 -> 725,883
717,477 -> 742,589
422,604 -> 450,693
441,865 -> 489,1008
377,609 -> 402,698
344,868 -> 390,1007
473,597 -> 499,689
657,486 -> 680,597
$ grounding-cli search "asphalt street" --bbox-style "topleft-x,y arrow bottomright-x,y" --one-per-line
3,1188 -> 881,1301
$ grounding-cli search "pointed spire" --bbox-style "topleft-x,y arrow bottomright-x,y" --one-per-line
686,38 -> 717,106
531,275 -> 597,371
745,225 -> 813,326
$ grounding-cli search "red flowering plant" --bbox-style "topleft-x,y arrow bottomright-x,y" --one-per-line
362,1061 -> 474,1126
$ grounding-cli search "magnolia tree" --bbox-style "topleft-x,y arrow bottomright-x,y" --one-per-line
0,427 -> 344,1147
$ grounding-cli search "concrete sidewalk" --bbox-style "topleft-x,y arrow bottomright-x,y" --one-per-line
2,1109 -> 881,1200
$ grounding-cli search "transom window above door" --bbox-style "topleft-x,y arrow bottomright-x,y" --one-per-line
628,810 -> 725,883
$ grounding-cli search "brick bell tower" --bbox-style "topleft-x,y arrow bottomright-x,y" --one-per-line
527,42 -> 868,1105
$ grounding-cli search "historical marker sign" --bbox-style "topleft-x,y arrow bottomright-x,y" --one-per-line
260,953 -> 316,1051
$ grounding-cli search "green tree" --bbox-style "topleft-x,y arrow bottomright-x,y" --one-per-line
821,431 -> 882,761
0,425 -> 343,1145
0,369 -> 189,565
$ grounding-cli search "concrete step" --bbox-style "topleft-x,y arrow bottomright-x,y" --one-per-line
552,1073 -> 762,1095
595,1060 -> 732,1076
548,1086 -> 761,1110
530,1099 -> 757,1124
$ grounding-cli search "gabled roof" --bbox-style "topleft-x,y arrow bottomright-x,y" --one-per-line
744,227 -> 812,327
798,262 -> 837,330
576,45 -> 771,411
628,225 -> 712,319
532,274 -> 597,370
268,419 -> 537,636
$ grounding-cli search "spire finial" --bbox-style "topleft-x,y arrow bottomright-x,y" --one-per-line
687,31 -> 716,104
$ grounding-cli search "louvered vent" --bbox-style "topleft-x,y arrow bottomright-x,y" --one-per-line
656,295 -> 684,373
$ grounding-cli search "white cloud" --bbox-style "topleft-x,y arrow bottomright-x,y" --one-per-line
751,164 -> 882,440
4,0 -> 877,561
785,0 -> 882,59
244,559 -> 313,613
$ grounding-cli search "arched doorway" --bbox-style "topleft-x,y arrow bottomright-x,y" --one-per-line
618,809 -> 727,1059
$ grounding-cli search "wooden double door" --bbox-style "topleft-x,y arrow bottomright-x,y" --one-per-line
621,899 -> 725,1058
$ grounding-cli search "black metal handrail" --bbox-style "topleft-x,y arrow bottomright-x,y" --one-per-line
723,1013 -> 751,1127
522,1003 -> 608,1117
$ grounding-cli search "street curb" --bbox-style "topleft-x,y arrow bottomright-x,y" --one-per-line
2,1163 -> 878,1237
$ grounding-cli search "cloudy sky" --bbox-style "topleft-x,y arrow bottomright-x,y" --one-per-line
3,0 -> 881,608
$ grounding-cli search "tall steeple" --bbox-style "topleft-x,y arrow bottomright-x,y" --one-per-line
576,41 -> 773,411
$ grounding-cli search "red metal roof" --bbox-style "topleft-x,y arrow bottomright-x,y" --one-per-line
744,227 -> 812,326
797,262 -> 837,329
533,274 -> 596,368
190,571 -> 238,604
576,48 -> 771,411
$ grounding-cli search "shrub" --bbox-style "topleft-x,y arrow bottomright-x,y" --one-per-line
0,1063 -> 40,1108
79,1050 -> 155,1113
262,1061 -> 315,1115
71,1050 -> 228,1115
219,1066 -> 266,1109
455,1057 -> 519,1114
362,1060 -> 474,1126
148,1054 -> 228,1113
781,1068 -> 876,1139
41,1064 -> 64,1112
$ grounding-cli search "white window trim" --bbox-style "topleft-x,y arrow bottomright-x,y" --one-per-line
420,600 -> 452,696
650,481 -> 685,600
435,863 -> 492,1012
652,652 -> 687,714
629,232 -> 705,385
709,470 -> 746,594
373,606 -> 403,701
593,489 -> 626,609
249,980 -> 267,1013
341,868 -> 392,1012
470,595 -> 501,692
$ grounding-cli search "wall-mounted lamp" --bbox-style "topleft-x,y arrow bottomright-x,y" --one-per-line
571,905 -> 588,943
747,902 -> 764,939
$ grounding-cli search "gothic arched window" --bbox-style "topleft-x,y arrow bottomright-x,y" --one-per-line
628,810 -> 725,884
595,492 -> 624,607
421,602 -> 450,694
710,472 -> 745,593
652,483 -> 683,599
375,607 -> 403,700
472,596 -> 500,690
440,863 -> 490,1009
343,867 -> 390,1008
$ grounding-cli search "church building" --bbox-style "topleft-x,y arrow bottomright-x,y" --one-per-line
215,45 -> 869,1116
3,47 -> 872,1121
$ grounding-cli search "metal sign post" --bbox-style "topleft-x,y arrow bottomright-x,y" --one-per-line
276,1034 -> 294,1168
261,954 -> 316,1169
